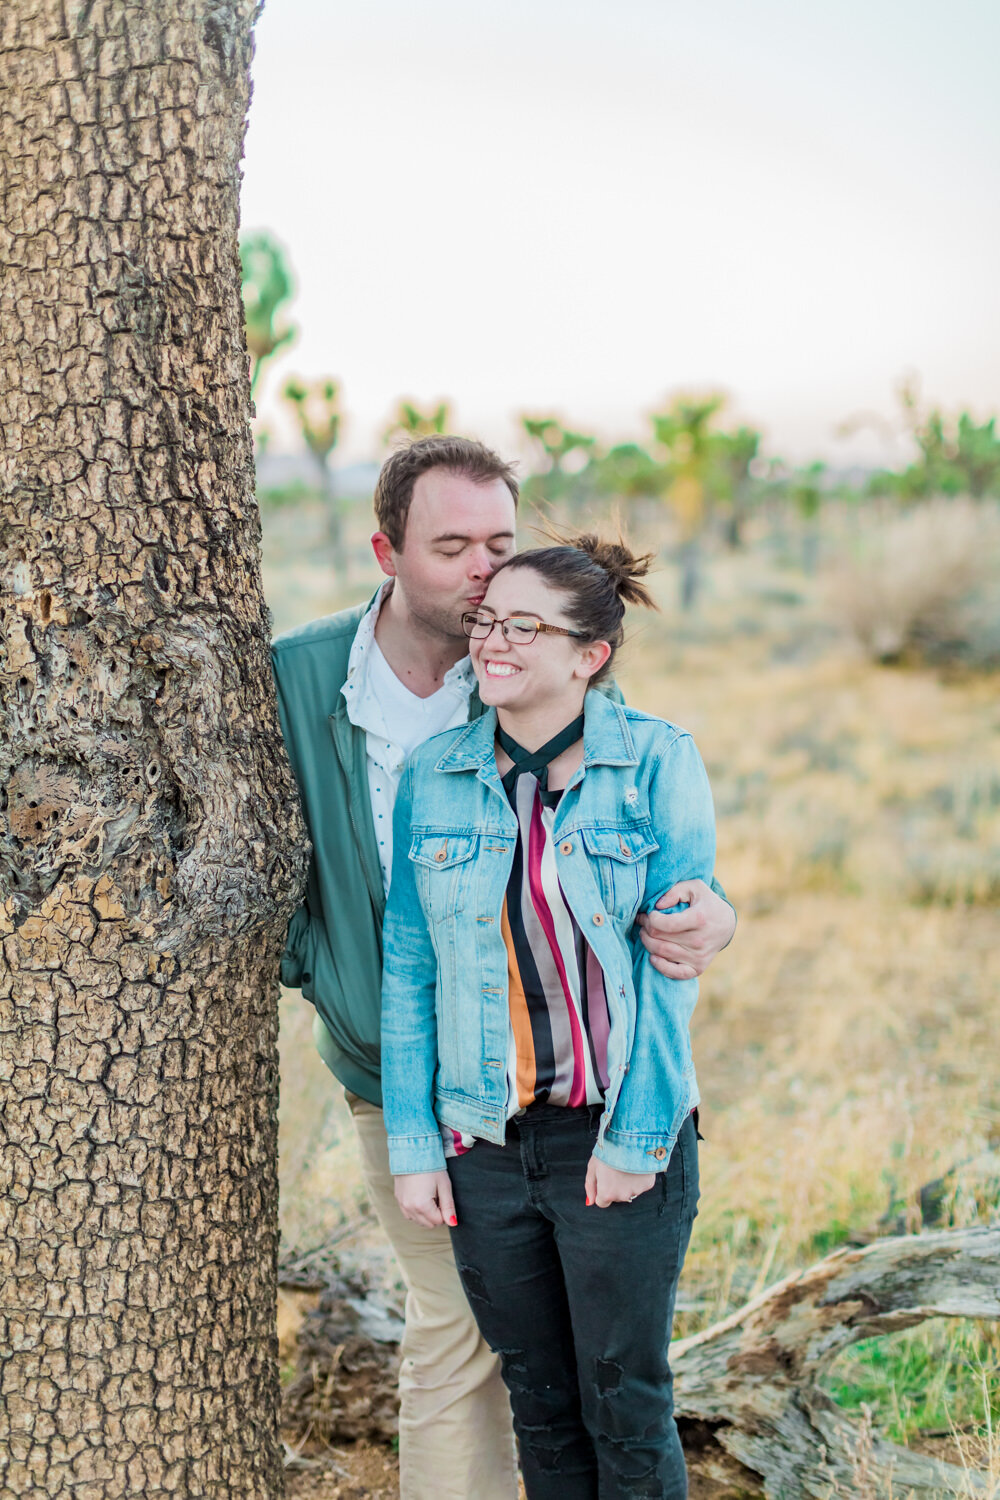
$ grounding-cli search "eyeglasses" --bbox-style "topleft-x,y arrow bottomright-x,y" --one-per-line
461,610 -> 588,645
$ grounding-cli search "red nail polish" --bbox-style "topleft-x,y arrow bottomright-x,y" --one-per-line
448,1215 -> 457,1227
585,1195 -> 592,1206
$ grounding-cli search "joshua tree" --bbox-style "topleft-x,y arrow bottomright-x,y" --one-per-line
715,425 -> 762,549
952,413 -> 1000,498
521,416 -> 597,476
520,416 -> 598,517
283,377 -> 347,580
851,379 -> 1000,502
240,230 -> 297,400
791,460 -> 826,572
381,397 -> 453,445
651,394 -> 726,609
0,5 -> 308,1497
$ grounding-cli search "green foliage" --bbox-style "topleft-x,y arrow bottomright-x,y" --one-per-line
870,381 -> 1000,500
282,379 -> 349,579
807,1218 -> 854,1257
712,425 -> 762,547
648,395 -> 763,543
257,479 -> 314,512
521,416 -> 596,474
650,393 -> 726,463
953,412 -> 1000,497
283,378 -> 342,469
827,1319 -> 1000,1443
382,399 -> 452,445
520,416 -> 599,510
514,398 -> 768,600
588,442 -> 665,501
790,461 -> 826,521
716,424 -> 761,478
239,231 -> 296,397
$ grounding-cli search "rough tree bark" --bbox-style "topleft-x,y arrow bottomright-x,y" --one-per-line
0,5 -> 308,1497
674,1225 -> 1000,1498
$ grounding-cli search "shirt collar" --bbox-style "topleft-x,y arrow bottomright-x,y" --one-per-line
341,580 -> 476,731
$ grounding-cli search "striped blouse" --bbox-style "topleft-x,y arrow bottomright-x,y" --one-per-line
443,773 -> 611,1157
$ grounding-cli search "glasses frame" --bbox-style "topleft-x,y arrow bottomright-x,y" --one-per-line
461,611 -> 589,645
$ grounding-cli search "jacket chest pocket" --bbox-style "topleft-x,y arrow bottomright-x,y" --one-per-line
409,833 -> 480,923
581,825 -> 659,924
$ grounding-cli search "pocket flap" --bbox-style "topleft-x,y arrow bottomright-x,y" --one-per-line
581,825 -> 658,863
409,833 -> 479,869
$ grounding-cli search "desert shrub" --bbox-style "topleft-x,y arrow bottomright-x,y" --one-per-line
258,478 -> 314,511
831,498 -> 1000,665
904,845 -> 1000,907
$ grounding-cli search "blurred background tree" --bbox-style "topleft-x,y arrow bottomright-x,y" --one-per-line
283,377 -> 348,579
382,398 -> 452,445
951,413 -> 1000,498
896,409 -> 1000,501
853,380 -> 1000,504
520,416 -> 597,514
587,442 -> 666,526
714,425 -> 762,549
239,230 -> 296,400
651,393 -> 726,609
789,460 -> 827,573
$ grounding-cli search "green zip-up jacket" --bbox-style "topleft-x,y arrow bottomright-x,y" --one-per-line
272,599 -> 392,1105
272,594 -> 731,1107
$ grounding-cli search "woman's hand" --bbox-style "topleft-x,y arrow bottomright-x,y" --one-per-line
585,1156 -> 656,1208
394,1170 -> 457,1228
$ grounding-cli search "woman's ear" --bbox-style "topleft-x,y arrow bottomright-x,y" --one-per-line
574,639 -> 612,681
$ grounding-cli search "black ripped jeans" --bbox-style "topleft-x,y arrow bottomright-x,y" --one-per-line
447,1103 -> 699,1500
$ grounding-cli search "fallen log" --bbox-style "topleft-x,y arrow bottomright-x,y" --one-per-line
673,1224 -> 1000,1498
878,1150 -> 1000,1237
281,1269 -> 404,1447
276,1228 -> 998,1492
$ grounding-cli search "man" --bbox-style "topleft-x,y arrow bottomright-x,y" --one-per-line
271,435 -> 736,1500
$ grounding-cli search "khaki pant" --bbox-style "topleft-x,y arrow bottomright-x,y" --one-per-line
346,1091 -> 517,1500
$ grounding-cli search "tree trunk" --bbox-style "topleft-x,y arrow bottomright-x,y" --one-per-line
674,1225 -> 1000,1498
679,538 -> 702,611
0,5 -> 308,1497
318,457 -> 348,586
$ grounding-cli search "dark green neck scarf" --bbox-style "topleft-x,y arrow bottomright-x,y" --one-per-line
496,713 -> 585,806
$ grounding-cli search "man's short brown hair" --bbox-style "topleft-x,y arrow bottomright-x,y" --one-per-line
373,435 -> 519,550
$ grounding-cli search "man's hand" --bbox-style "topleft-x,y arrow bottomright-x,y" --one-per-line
394,1170 -> 457,1228
585,1155 -> 656,1207
638,878 -> 736,980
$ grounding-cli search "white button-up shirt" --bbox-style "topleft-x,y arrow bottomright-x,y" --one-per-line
341,582 -> 477,893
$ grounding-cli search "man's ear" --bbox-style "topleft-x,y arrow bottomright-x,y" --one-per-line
575,640 -> 612,681
371,531 -> 398,578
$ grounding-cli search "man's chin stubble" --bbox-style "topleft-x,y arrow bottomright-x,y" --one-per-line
411,608 -> 469,646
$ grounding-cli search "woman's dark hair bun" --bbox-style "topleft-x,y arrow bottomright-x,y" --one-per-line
563,532 -> 656,610
496,524 -> 658,685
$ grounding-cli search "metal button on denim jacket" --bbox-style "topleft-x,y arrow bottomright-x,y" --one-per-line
381,690 -> 717,1176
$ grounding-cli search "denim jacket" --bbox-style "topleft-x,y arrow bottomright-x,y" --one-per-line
381,689 -> 716,1177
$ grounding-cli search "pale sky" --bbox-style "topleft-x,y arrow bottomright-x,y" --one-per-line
241,0 -> 1000,468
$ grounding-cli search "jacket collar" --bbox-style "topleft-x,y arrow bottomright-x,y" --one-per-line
434,687 -> 638,773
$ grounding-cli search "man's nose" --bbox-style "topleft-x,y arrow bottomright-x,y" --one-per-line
467,546 -> 495,581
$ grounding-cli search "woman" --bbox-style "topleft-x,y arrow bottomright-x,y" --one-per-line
381,536 -> 715,1499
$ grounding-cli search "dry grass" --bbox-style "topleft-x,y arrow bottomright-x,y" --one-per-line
268,504 -> 1000,1469
828,497 -> 1000,666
